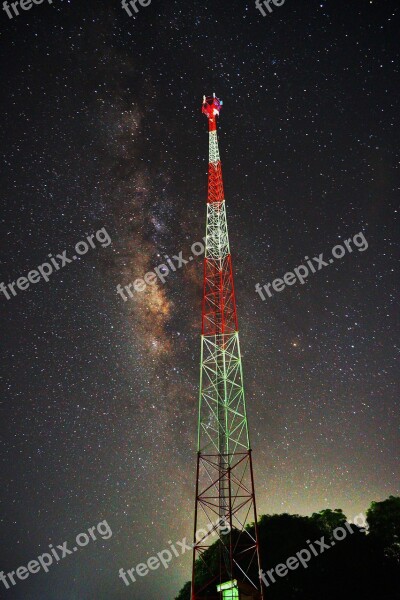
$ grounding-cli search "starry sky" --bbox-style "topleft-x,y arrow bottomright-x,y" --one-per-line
0,1 -> 399,598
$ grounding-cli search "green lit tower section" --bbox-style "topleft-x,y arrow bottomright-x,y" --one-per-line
191,95 -> 264,600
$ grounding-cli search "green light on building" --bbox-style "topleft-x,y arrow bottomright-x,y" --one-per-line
217,580 -> 239,599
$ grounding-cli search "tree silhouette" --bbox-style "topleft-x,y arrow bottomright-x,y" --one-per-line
367,495 -> 400,561
175,496 -> 400,600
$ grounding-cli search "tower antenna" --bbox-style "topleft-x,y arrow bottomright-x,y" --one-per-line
191,95 -> 264,599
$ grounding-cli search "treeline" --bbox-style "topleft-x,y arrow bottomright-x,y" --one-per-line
175,495 -> 400,599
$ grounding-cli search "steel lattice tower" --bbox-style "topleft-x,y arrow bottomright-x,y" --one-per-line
191,95 -> 264,600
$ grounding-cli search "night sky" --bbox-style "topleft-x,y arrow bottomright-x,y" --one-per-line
0,1 -> 399,598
